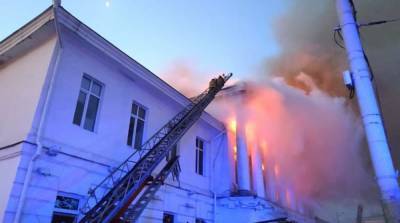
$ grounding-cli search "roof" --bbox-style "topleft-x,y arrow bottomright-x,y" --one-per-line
0,5 -> 225,131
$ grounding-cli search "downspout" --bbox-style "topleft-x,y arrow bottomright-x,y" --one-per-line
13,5 -> 63,223
210,130 -> 226,223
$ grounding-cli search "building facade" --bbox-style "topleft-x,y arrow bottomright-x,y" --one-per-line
0,6 -> 311,223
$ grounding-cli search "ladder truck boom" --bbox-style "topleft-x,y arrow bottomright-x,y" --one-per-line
79,73 -> 232,223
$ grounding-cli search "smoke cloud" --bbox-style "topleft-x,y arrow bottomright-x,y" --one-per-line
160,0 -> 400,221
209,78 -> 379,220
261,0 -> 400,220
266,0 -> 400,168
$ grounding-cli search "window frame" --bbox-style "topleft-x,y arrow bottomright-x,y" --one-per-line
126,101 -> 148,149
162,212 -> 175,223
51,192 -> 83,223
72,74 -> 104,132
195,137 -> 205,176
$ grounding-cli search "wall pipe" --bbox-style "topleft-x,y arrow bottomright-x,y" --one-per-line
336,0 -> 400,221
13,4 -> 63,222
210,130 -> 227,223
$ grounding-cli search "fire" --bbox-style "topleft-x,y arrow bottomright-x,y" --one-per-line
228,118 -> 237,133
233,146 -> 237,161
245,122 -> 255,141
261,163 -> 265,171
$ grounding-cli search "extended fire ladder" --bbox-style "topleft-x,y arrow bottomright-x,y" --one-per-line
79,73 -> 232,223
121,156 -> 181,222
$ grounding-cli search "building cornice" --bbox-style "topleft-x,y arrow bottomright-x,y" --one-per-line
0,7 -> 54,60
0,5 -> 225,131
56,7 -> 224,130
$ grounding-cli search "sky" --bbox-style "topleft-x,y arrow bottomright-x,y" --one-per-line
0,0 -> 288,80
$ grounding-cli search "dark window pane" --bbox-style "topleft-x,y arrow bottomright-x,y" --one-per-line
127,117 -> 135,146
196,138 -> 199,147
131,103 -> 138,115
138,107 -> 146,119
81,76 -> 91,90
199,150 -> 203,175
134,119 -> 145,149
195,150 -> 198,173
83,95 -> 99,131
73,92 -> 87,126
91,83 -> 101,95
54,196 -> 79,210
91,82 -> 102,96
199,140 -> 204,150
196,219 -> 205,223
163,213 -> 174,223
51,213 -> 76,223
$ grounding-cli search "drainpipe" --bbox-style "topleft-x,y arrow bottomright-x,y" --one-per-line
13,4 -> 63,223
210,131 -> 226,223
336,0 -> 400,221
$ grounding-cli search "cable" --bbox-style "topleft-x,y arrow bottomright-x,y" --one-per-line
333,29 -> 345,49
359,17 -> 400,28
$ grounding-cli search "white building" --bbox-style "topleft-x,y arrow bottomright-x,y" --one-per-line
0,5 -> 312,223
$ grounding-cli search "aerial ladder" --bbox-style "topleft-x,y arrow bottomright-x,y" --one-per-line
79,73 -> 232,223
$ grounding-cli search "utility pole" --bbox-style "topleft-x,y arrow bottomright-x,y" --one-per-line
336,0 -> 400,222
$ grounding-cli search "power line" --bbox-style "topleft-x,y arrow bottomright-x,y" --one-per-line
359,17 -> 400,28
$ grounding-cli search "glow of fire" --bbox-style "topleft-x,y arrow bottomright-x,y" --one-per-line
245,122 -> 255,141
261,163 -> 265,171
228,118 -> 237,133
274,164 -> 279,177
233,146 -> 237,161
285,189 -> 291,207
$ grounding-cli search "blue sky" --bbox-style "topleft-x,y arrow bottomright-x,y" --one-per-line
0,1 -> 289,80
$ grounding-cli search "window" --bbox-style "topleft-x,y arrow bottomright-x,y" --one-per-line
195,138 -> 204,175
163,212 -> 174,223
51,193 -> 81,223
196,218 -> 206,223
73,75 -> 102,132
127,102 -> 147,149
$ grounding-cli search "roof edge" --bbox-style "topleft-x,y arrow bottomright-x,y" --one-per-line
0,5 -> 225,131
0,6 -> 54,56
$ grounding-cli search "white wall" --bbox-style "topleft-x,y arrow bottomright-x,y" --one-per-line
0,35 -> 57,222
7,26 -> 227,222
0,145 -> 22,222
0,36 -> 57,147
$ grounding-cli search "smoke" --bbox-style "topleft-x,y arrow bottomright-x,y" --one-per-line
159,60 -> 240,98
158,60 -> 209,97
266,0 -> 400,168
261,0 -> 400,220
264,1 -> 347,97
159,0 -> 399,220
209,78 -> 379,217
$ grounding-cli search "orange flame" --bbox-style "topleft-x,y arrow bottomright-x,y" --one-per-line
228,118 -> 237,133
245,122 -> 255,141
233,145 -> 237,161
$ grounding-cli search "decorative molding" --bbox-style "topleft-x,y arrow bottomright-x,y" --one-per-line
0,7 -> 54,56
